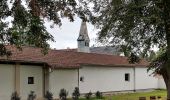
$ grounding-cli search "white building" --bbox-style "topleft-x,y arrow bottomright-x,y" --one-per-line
0,21 -> 166,100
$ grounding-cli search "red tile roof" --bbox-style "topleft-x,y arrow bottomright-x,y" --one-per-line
0,45 -> 148,69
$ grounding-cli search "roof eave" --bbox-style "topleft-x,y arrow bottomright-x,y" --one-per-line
78,63 -> 148,68
0,59 -> 49,67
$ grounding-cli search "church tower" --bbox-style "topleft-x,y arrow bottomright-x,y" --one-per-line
77,21 -> 90,53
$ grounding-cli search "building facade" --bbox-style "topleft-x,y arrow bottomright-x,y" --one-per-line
0,62 -> 165,100
0,21 -> 166,100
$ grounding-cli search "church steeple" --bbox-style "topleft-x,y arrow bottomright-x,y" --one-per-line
77,21 -> 90,53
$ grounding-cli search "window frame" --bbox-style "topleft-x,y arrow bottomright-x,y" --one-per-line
125,73 -> 130,81
80,76 -> 84,82
28,77 -> 34,84
85,42 -> 89,46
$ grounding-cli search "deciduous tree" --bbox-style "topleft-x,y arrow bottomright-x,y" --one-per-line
86,0 -> 170,99
0,0 -> 92,55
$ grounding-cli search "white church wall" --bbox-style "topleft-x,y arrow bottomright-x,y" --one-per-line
79,66 -> 135,93
49,69 -> 78,98
20,65 -> 43,100
0,64 -> 15,100
135,67 -> 158,90
158,76 -> 166,89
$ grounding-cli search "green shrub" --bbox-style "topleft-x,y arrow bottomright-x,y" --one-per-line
59,88 -> 68,100
95,91 -> 103,99
11,92 -> 20,100
45,91 -> 54,100
85,91 -> 92,100
27,91 -> 36,100
72,87 -> 80,100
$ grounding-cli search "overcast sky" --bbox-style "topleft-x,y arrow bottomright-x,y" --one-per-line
6,1 -> 98,49
45,17 -> 98,49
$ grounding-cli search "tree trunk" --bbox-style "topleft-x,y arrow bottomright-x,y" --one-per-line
163,0 -> 170,99
161,67 -> 170,99
165,76 -> 170,100
167,82 -> 170,100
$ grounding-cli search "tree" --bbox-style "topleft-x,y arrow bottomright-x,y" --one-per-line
86,0 -> 170,99
0,0 -> 92,55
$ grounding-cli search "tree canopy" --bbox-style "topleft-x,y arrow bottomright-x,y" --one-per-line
90,0 -> 165,57
0,0 -> 93,55
85,0 -> 169,66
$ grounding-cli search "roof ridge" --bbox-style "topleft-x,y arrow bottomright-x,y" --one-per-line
50,48 -> 126,58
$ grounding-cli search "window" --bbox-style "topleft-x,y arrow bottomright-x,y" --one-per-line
125,73 -> 130,81
85,42 -> 89,46
80,76 -> 84,82
28,77 -> 34,84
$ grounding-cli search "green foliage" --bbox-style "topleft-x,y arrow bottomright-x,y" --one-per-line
95,91 -> 103,99
79,90 -> 166,100
0,0 -> 93,56
27,91 -> 36,100
72,87 -> 80,100
59,88 -> 68,100
87,0 -> 167,60
145,50 -> 157,61
44,91 -> 54,100
85,91 -> 92,100
148,49 -> 167,74
128,53 -> 140,64
11,91 -> 20,100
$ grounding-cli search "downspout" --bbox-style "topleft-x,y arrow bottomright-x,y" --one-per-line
15,63 -> 20,94
78,68 -> 80,88
43,64 -> 46,96
133,67 -> 136,92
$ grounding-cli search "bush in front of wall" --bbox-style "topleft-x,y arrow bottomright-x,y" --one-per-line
45,91 -> 54,100
11,91 -> 20,100
95,91 -> 103,99
85,91 -> 92,100
72,87 -> 80,100
27,91 -> 36,100
59,88 -> 68,100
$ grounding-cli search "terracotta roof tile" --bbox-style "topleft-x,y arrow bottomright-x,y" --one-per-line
0,45 -> 148,69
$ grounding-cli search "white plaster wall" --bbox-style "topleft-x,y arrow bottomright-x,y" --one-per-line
20,65 -> 43,100
158,78 -> 166,89
0,64 -> 15,100
78,41 -> 90,53
49,69 -> 78,98
79,66 -> 135,93
135,67 -> 158,89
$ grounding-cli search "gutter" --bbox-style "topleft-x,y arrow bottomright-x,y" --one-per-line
79,63 -> 147,68
78,69 -> 80,88
0,59 -> 47,65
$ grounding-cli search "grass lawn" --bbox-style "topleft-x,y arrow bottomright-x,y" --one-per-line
79,89 -> 167,100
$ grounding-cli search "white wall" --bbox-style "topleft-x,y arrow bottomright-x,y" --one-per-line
158,77 -> 166,89
0,64 -> 15,100
79,66 -> 135,93
78,41 -> 90,53
0,63 -> 164,100
135,67 -> 158,90
20,65 -> 43,100
49,69 -> 78,98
